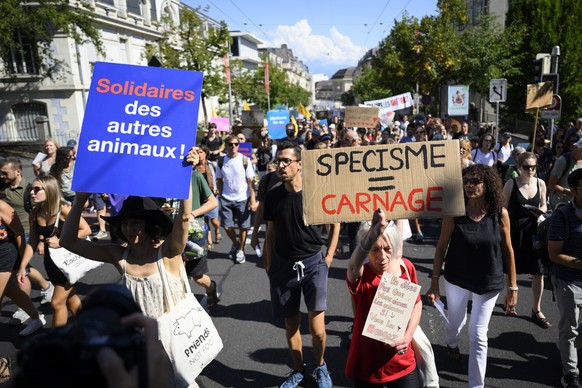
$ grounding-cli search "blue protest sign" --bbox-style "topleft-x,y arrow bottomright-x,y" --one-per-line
267,110 -> 290,140
319,119 -> 328,127
72,62 -> 203,199
238,142 -> 253,157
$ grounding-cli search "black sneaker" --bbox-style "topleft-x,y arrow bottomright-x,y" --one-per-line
562,372 -> 581,388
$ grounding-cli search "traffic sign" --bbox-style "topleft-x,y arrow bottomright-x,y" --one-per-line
542,94 -> 561,119
489,79 -> 507,103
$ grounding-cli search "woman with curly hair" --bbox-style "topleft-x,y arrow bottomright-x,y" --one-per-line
427,164 -> 518,387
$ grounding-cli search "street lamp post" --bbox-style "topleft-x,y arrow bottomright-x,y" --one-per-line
549,45 -> 560,148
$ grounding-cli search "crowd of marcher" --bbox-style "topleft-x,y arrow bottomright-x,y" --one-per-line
0,113 -> 582,388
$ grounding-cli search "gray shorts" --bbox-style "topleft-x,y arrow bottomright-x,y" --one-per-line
220,197 -> 251,229
268,250 -> 328,318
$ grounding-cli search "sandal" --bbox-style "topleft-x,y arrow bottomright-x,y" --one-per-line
207,280 -> 220,309
505,307 -> 517,317
447,346 -> 460,360
531,310 -> 552,329
214,233 -> 222,244
0,357 -> 11,383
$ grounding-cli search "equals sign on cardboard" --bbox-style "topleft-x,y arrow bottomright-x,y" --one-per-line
368,176 -> 395,191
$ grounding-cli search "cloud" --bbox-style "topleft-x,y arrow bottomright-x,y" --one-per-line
267,19 -> 367,72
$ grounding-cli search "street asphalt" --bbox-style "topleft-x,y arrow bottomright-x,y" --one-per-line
0,146 -> 567,387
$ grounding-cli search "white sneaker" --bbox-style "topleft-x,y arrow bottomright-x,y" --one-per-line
9,308 -> 30,326
92,231 -> 109,240
235,250 -> 246,264
19,314 -> 46,336
40,282 -> 54,305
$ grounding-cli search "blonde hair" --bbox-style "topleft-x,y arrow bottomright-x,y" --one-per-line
44,138 -> 59,149
460,139 -> 473,161
356,221 -> 401,258
32,175 -> 63,217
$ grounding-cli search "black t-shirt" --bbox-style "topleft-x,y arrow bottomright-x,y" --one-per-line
264,185 -> 324,260
257,172 -> 282,202
201,136 -> 223,161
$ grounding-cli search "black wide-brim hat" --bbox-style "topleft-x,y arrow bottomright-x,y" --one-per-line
101,196 -> 173,237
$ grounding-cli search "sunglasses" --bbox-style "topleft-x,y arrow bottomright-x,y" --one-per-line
462,177 -> 483,186
415,131 -> 425,135
227,142 -> 239,147
522,164 -> 537,170
30,186 -> 44,194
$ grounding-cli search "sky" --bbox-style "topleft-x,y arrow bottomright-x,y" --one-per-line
185,0 -> 439,77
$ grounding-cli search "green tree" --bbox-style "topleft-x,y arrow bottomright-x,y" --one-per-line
454,15 -> 526,121
232,56 -> 311,112
505,0 -> 582,120
0,0 -> 103,79
352,1 -> 466,107
149,6 -> 230,123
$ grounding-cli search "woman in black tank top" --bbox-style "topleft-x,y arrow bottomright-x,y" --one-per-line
427,164 -> 518,387
503,152 -> 550,328
17,175 -> 91,327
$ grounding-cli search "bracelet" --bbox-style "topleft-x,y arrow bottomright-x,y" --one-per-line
432,275 -> 440,278
508,286 -> 519,291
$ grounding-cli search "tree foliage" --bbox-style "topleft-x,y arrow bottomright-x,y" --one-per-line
0,0 -> 103,79
353,0 -> 582,122
231,55 -> 311,112
148,6 -> 230,122
505,0 -> 582,120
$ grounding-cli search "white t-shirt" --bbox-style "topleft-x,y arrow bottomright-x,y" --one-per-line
471,148 -> 497,167
216,154 -> 255,202
495,143 -> 513,163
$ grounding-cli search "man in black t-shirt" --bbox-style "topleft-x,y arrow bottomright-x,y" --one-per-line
263,141 -> 339,387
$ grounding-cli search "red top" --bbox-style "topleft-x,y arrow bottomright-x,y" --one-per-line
345,258 -> 420,383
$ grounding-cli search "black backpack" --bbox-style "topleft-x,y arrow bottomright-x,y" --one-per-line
533,205 -> 570,271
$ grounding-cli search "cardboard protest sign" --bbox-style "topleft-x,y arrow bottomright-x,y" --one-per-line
344,106 -> 380,128
72,62 -> 203,199
242,110 -> 264,127
302,141 -> 465,225
526,82 -> 554,111
362,273 -> 421,344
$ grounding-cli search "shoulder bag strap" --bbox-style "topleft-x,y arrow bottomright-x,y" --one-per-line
157,249 -> 192,312
120,248 -> 130,274
51,210 -> 62,237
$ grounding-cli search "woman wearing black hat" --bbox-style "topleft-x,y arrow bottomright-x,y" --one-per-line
60,150 -> 197,319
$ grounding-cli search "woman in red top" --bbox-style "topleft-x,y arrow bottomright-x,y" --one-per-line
346,209 -> 421,387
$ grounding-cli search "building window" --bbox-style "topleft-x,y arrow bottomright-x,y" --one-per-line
12,101 -> 48,139
126,0 -> 140,15
7,31 -> 38,75
231,37 -> 239,57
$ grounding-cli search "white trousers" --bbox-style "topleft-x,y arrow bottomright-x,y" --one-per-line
444,280 -> 499,388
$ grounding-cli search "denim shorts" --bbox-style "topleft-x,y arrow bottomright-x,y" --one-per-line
268,250 -> 328,318
90,193 -> 105,211
220,197 -> 251,229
